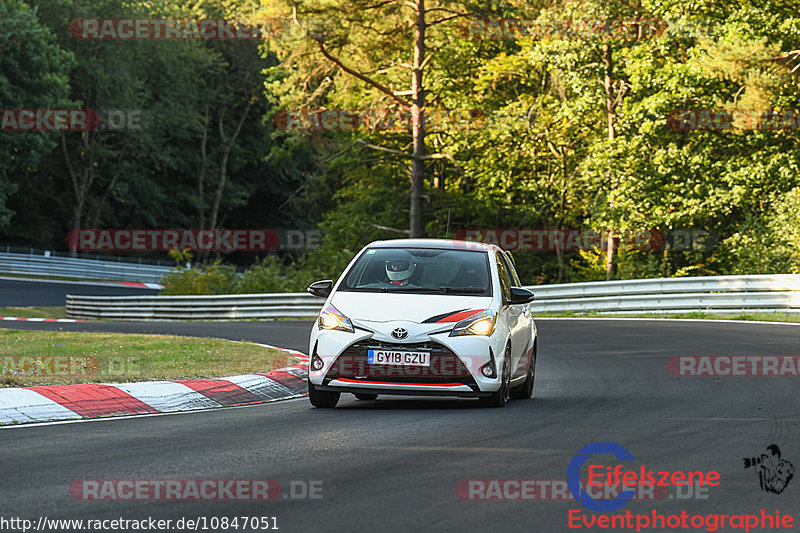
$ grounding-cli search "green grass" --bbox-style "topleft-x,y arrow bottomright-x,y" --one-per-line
0,329 -> 295,387
534,311 -> 800,323
0,306 -> 68,319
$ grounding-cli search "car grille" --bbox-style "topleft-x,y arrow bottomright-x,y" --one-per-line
324,340 -> 477,384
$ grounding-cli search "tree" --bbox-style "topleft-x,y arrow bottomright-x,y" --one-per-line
0,0 -> 73,232
11,0 -> 290,263
259,0 -> 482,238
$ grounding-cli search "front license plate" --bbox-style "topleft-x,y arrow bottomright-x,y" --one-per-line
367,350 -> 431,367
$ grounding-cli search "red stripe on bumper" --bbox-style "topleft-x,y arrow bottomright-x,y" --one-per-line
335,378 -> 467,387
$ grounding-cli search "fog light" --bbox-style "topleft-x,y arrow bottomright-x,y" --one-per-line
481,361 -> 496,378
311,355 -> 324,371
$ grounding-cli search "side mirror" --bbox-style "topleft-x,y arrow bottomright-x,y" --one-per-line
509,287 -> 534,305
307,279 -> 334,298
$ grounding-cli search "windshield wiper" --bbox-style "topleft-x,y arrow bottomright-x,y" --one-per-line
388,287 -> 446,292
388,286 -> 487,294
440,287 -> 487,294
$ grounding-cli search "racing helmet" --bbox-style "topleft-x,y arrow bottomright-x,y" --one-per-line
385,252 -> 416,283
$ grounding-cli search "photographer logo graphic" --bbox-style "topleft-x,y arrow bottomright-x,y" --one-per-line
567,442 -> 721,511
567,441 -> 636,512
743,445 -> 794,494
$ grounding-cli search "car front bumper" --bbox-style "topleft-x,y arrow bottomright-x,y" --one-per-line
309,328 -> 505,395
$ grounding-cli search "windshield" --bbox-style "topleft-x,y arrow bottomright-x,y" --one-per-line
340,247 -> 492,296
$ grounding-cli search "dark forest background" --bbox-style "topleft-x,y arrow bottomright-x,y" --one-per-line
2,0 -> 799,292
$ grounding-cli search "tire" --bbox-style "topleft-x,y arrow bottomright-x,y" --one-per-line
510,343 -> 536,399
308,381 -> 340,408
479,347 -> 511,407
354,393 -> 378,401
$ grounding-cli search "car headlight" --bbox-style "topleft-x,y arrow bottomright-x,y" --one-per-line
318,305 -> 354,333
449,309 -> 496,337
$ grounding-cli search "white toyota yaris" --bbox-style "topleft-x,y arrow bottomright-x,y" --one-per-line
306,238 -> 537,408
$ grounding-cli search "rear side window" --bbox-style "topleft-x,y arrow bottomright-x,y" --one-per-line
500,252 -> 521,286
495,253 -> 513,302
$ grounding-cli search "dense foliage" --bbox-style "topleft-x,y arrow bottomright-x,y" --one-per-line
1,0 -> 799,293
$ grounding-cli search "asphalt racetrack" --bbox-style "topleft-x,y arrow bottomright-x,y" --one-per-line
0,277 -> 159,307
2,318 -> 800,532
0,318 -> 314,350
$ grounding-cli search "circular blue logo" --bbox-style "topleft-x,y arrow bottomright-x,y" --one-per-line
567,441 -> 637,512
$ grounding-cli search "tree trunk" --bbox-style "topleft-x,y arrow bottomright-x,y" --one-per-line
90,142 -> 128,229
207,104 -> 251,233
70,201 -> 82,256
62,133 -> 94,257
308,3 -> 436,238
198,103 -> 209,232
555,242 -> 565,282
409,0 -> 426,238
202,103 -> 252,263
602,43 -> 617,280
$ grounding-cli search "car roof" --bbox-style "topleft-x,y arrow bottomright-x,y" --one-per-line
366,238 -> 495,251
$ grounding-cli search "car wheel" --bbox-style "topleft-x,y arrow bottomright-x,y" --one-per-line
354,393 -> 378,401
479,347 -> 511,407
308,381 -> 340,408
510,342 -> 536,399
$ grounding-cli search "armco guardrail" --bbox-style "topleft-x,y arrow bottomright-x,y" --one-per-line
524,274 -> 800,314
67,293 -> 322,320
65,274 -> 800,320
0,251 -> 174,283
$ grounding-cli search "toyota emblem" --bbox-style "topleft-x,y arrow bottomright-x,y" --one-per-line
391,328 -> 409,340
